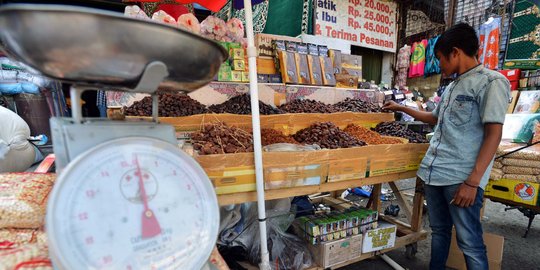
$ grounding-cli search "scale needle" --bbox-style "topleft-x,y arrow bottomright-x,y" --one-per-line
134,154 -> 161,238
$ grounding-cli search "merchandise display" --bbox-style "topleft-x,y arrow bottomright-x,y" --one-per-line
293,122 -> 366,149
123,93 -> 209,117
294,207 -> 378,244
373,122 -> 429,143
0,2 -> 451,270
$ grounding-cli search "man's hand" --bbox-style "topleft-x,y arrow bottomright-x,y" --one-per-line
382,101 -> 403,112
452,182 -> 478,207
382,100 -> 438,125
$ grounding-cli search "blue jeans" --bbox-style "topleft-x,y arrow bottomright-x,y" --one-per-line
424,183 -> 488,270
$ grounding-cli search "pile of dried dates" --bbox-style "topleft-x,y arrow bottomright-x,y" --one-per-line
293,122 -> 366,149
344,124 -> 404,145
192,123 -> 253,155
372,122 -> 428,143
278,99 -> 340,114
334,98 -> 381,113
260,129 -> 298,146
124,93 -> 209,117
209,94 -> 283,115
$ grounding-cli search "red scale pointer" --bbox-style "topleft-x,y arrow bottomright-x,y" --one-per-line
134,154 -> 162,238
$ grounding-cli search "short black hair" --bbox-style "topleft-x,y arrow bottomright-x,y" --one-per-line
434,23 -> 479,57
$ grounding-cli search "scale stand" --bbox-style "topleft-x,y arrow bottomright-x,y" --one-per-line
51,61 -> 178,172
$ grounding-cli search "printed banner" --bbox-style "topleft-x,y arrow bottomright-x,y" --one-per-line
314,0 -> 398,53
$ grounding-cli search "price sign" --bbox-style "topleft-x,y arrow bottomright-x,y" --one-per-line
314,0 -> 398,52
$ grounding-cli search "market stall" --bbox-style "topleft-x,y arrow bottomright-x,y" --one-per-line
0,1 -> 435,270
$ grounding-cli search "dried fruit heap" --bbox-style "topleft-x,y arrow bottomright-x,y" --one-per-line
260,129 -> 298,146
373,122 -> 428,143
334,98 -> 381,113
278,99 -> 340,114
192,123 -> 253,155
209,94 -> 282,115
124,93 -> 208,117
344,124 -> 404,145
293,122 -> 366,149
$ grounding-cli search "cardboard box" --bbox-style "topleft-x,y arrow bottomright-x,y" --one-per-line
268,74 -> 282,84
231,48 -> 245,60
278,50 -> 299,84
318,45 -> 329,57
362,221 -> 396,253
218,65 -> 232,81
513,90 -> 540,114
231,71 -> 243,82
327,148 -> 368,182
232,59 -> 245,71
257,57 -> 278,74
485,178 -> 539,206
241,72 -> 250,82
329,49 -> 343,74
320,56 -> 337,86
446,229 -> 504,270
309,234 -> 363,268
257,74 -> 270,83
255,33 -> 301,58
341,54 -> 362,68
295,53 -> 311,85
296,43 -> 311,85
263,150 -> 329,190
342,67 -> 363,79
499,69 -> 520,90
307,55 -> 323,85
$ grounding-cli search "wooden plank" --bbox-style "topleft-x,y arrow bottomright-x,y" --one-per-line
322,197 -> 353,211
217,171 -> 418,205
388,181 -> 412,221
410,178 -> 424,232
380,215 -> 414,236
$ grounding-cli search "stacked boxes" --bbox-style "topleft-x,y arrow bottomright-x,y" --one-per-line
217,42 -> 249,82
294,207 -> 378,244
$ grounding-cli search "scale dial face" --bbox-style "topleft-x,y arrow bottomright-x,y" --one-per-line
47,137 -> 219,270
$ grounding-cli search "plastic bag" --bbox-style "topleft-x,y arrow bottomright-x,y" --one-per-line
0,82 -> 39,95
246,208 -> 313,270
0,106 -> 35,172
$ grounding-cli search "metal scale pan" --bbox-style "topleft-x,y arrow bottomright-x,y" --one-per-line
0,4 -> 227,92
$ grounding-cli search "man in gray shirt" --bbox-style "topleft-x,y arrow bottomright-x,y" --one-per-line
384,23 -> 510,270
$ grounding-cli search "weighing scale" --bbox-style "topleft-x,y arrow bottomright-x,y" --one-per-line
0,5 -> 227,269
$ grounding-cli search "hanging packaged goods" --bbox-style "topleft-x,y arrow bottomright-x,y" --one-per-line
314,0 -> 398,52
